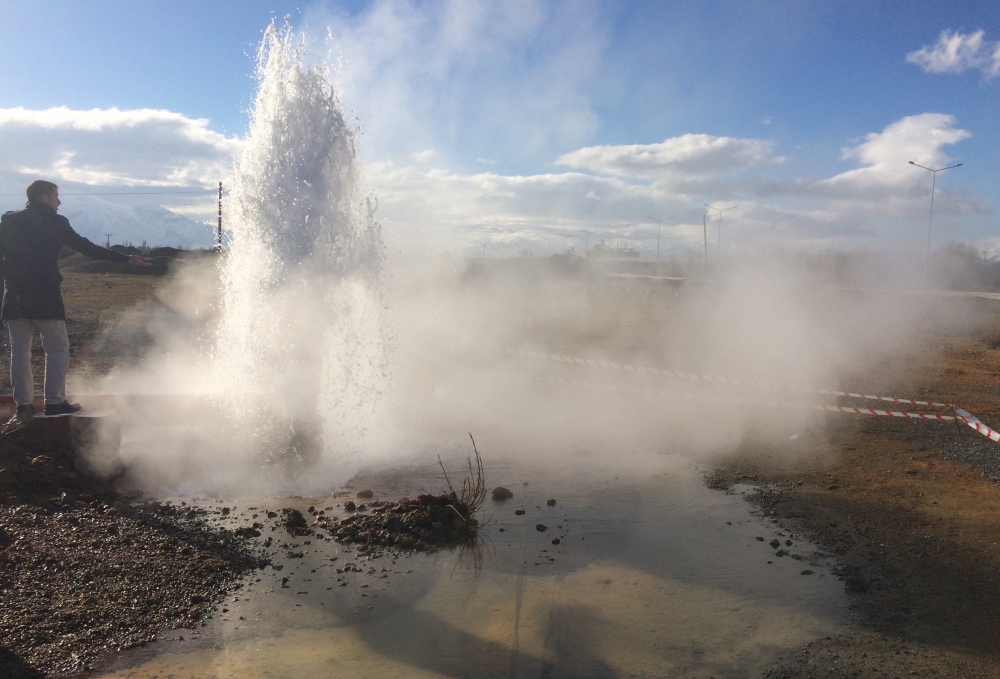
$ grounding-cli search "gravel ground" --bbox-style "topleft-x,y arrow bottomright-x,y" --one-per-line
706,415 -> 1000,677
0,436 -> 268,678
938,437 -> 1000,483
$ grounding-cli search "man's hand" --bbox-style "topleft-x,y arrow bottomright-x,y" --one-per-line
127,255 -> 153,267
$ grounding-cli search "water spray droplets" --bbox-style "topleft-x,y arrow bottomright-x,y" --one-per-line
213,23 -> 387,474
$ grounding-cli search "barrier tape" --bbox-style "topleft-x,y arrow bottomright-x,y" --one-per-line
954,408 -> 1000,443
500,348 -> 951,408
541,377 -> 957,421
501,348 -> 1000,445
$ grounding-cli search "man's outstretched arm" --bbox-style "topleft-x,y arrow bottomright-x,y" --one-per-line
57,217 -> 152,267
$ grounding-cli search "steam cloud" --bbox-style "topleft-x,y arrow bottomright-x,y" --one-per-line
85,27 -> 980,499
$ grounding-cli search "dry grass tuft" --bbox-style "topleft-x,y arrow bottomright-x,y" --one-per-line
437,433 -> 487,515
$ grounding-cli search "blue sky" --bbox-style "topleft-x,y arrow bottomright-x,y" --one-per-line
0,0 -> 998,255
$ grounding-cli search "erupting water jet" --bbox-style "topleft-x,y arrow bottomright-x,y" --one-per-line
212,22 -> 387,473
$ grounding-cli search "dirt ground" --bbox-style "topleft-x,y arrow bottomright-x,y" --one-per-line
0,271 -> 164,396
708,330 -> 1000,677
0,259 -> 267,679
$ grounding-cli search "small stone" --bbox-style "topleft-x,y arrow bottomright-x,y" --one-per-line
905,469 -> 918,475
769,539 -> 780,549
344,501 -> 357,512
546,499 -> 556,507
281,509 -> 308,531
514,509 -> 525,515
551,538 -> 560,545
536,524 -> 548,532
755,536 -> 765,541
800,570 -> 814,576
357,490 -> 374,499
785,539 -> 792,547
492,487 -> 514,501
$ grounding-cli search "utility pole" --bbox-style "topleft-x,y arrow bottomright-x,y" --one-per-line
702,214 -> 708,279
216,181 -> 223,250
705,204 -> 737,260
647,215 -> 673,263
606,224 -> 629,252
909,161 -> 962,280
104,233 -> 113,248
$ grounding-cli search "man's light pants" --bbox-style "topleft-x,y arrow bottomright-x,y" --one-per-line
6,319 -> 69,406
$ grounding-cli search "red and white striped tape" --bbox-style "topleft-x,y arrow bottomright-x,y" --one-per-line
542,377 -> 957,420
500,348 -> 1000,445
954,408 -> 1000,443
500,348 -> 951,407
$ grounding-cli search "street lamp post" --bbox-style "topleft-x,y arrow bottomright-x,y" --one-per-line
647,215 -> 674,263
909,161 -> 962,279
541,236 -> 554,257
705,204 -> 737,260
702,214 -> 708,279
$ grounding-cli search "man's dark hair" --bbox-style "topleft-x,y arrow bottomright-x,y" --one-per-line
26,180 -> 58,203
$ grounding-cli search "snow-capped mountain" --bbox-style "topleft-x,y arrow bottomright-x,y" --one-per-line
53,195 -> 217,249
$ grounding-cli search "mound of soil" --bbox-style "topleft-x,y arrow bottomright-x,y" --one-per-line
315,492 -> 480,552
0,424 -> 118,506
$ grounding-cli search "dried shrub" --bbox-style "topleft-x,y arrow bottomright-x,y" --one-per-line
439,434 -> 487,516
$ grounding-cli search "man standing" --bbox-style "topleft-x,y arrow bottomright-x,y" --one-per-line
0,180 -> 151,427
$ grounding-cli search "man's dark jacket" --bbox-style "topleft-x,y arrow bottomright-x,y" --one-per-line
0,201 -> 129,320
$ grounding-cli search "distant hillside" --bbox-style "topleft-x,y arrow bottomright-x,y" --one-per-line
49,195 -> 216,249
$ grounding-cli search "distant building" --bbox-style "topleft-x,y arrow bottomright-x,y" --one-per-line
586,242 -> 640,260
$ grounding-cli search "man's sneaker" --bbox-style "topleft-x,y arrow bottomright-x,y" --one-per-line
2,404 -> 35,435
44,401 -> 82,416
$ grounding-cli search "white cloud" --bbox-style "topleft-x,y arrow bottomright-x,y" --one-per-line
906,30 -> 1000,78
820,113 -> 970,193
409,149 -> 437,163
370,112 -> 985,254
370,159 -> 664,248
0,106 -> 240,188
556,134 -> 778,180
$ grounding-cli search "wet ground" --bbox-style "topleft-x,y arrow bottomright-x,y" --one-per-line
92,458 -> 844,679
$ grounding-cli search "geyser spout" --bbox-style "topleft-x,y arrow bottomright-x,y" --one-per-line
212,22 -> 386,467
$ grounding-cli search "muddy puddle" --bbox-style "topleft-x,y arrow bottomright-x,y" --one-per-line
95,456 -> 844,678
